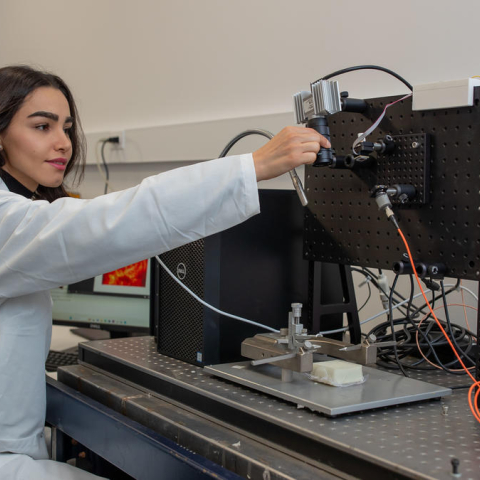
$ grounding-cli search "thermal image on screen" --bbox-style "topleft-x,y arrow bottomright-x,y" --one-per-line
102,259 -> 148,287
93,259 -> 150,296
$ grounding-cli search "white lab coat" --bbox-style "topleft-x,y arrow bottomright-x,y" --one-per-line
0,154 -> 259,479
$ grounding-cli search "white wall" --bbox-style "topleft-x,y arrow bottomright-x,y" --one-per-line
2,0 -> 479,170
0,0 -> 478,334
1,0 -> 478,130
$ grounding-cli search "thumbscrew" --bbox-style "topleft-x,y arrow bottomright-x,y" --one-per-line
451,458 -> 461,477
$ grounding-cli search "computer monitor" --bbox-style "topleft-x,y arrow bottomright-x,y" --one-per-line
51,259 -> 151,337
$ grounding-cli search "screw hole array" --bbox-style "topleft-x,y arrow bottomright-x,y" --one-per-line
305,94 -> 480,279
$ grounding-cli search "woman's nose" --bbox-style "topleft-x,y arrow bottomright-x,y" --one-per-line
54,129 -> 72,152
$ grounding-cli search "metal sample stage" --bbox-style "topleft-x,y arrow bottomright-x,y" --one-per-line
205,360 -> 452,416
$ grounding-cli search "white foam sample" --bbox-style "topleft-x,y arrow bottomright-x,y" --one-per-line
311,360 -> 363,386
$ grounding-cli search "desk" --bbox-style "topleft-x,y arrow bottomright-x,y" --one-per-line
46,376 -> 243,479
47,337 -> 480,480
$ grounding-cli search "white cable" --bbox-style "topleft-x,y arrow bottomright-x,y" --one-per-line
459,285 -> 478,302
156,249 -> 477,337
361,283 -> 477,327
315,291 -> 429,336
315,326 -> 349,336
360,290 -> 431,326
154,255 -> 279,333
352,93 -> 413,154
315,282 -> 475,336
316,290 -> 431,336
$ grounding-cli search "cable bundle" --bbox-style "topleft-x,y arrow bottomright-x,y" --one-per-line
368,301 -> 477,375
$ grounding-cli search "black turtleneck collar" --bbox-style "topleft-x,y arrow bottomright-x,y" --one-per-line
0,169 -> 35,199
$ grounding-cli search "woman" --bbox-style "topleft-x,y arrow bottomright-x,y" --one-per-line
0,65 -> 328,479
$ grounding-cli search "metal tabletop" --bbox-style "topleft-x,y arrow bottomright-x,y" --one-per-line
57,336 -> 480,480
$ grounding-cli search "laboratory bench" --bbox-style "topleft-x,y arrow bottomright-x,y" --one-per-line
46,336 -> 480,480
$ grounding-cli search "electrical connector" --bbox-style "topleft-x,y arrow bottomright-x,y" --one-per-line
358,274 -> 372,288
377,271 -> 390,311
105,131 -> 126,149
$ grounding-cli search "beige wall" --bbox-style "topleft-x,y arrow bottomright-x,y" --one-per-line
1,0 -> 477,132
2,1 -> 478,158
1,0 -> 477,333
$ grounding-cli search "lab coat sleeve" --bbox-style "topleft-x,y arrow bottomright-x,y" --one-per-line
0,154 -> 259,299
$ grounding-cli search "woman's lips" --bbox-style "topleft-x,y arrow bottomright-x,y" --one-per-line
46,159 -> 67,171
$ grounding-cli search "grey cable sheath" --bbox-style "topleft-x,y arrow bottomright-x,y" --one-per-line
152,129 -> 312,334
315,283 -> 475,336
219,129 -> 308,206
154,256 -> 279,333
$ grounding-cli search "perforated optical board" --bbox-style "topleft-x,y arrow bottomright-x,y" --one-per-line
304,90 -> 480,280
52,337 -> 480,480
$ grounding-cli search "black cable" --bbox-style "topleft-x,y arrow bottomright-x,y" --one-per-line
440,281 -> 476,367
388,274 -> 409,377
372,301 -> 476,375
406,274 -> 415,321
351,267 -> 409,307
316,65 -> 413,92
351,267 -> 413,318
350,266 -> 375,278
338,271 -> 466,374
99,136 -> 121,195
393,321 -> 465,375
368,317 -> 406,341
358,281 -> 372,313
409,279 -> 461,319
100,140 -> 110,195
381,277 -> 460,326
358,267 -> 379,280
218,129 -> 273,158
370,287 -> 457,373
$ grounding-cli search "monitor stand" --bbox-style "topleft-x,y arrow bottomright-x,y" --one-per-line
70,328 -> 111,341
70,328 -> 142,341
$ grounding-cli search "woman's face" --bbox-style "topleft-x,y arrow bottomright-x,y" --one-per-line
0,86 -> 73,191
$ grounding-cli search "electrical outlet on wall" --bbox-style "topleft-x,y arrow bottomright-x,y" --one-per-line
108,130 -> 126,149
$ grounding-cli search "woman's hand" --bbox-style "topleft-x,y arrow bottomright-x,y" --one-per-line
252,126 -> 331,182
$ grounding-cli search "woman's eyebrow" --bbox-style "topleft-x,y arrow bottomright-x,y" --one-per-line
27,111 -> 74,123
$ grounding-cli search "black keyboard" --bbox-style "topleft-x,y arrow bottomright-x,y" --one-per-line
46,350 -> 78,372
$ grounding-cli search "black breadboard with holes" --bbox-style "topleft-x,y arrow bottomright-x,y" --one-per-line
304,89 -> 480,280
376,133 -> 430,205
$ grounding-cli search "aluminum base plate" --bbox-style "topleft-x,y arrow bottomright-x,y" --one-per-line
205,360 -> 451,416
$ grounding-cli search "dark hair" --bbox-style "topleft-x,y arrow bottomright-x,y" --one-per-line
0,65 -> 86,202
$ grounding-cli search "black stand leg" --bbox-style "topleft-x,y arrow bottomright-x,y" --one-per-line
309,262 -> 361,344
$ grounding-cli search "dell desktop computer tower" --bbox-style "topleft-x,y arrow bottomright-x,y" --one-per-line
151,189 -> 310,366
